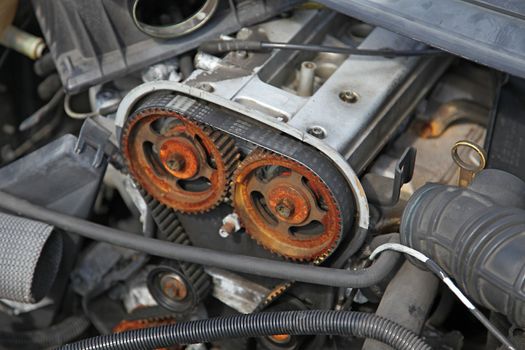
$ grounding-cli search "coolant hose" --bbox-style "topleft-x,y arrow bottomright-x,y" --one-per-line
59,310 -> 431,350
0,190 -> 398,289
0,315 -> 90,349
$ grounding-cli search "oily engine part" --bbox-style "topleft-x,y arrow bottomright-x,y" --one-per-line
233,149 -> 342,261
400,169 -> 525,328
121,103 -> 239,214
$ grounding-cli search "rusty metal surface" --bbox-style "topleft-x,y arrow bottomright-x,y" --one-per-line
232,149 -> 342,262
121,108 -> 239,213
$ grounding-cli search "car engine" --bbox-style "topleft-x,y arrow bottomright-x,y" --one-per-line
0,1 -> 524,349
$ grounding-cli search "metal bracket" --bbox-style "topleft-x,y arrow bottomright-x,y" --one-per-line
362,147 -> 416,207
75,117 -> 122,169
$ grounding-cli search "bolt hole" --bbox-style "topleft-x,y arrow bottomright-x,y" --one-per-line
307,126 -> 327,139
339,90 -> 359,104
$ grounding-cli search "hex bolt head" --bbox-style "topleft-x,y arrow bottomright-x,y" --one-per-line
307,126 -> 327,139
219,213 -> 241,238
166,154 -> 186,172
275,200 -> 295,219
339,90 -> 359,103
159,274 -> 188,302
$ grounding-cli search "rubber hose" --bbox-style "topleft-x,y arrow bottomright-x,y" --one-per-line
0,190 -> 398,289
59,311 -> 431,350
362,261 -> 439,350
0,315 -> 90,349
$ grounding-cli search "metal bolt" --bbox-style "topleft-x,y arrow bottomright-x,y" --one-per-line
166,154 -> 185,172
275,200 -> 294,218
219,213 -> 241,238
339,90 -> 359,103
219,221 -> 236,238
237,27 -> 253,40
159,274 -> 188,301
307,126 -> 326,139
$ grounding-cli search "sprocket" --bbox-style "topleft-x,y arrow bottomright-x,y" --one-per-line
232,148 -> 342,261
121,107 -> 240,214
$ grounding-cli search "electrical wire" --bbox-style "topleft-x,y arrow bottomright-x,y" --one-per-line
64,94 -> 120,120
369,243 -> 517,350
199,39 -> 446,57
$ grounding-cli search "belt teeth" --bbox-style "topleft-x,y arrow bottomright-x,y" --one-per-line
195,125 -> 241,212
140,182 -> 211,306
223,147 -> 239,166
121,92 -> 346,313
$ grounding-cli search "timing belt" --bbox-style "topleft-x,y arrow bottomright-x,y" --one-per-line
132,92 -> 355,309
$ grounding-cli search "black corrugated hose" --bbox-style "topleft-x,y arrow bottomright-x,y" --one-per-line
0,314 -> 90,349
59,311 -> 431,350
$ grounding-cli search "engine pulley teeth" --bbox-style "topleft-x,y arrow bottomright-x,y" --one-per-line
232,148 -> 342,261
120,107 -> 240,214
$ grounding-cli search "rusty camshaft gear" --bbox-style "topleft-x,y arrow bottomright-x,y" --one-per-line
233,149 -> 342,261
121,107 -> 239,214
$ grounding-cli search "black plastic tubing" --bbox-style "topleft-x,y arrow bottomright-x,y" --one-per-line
59,311 -> 431,350
0,190 -> 399,289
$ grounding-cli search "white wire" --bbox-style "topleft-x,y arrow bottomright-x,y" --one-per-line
369,242 -> 429,263
369,242 -> 516,350
370,243 -> 474,309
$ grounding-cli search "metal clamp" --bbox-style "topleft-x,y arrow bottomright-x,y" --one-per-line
75,117 -> 122,169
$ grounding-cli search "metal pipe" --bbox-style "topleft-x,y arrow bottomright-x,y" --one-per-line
0,25 -> 45,60
297,61 -> 317,97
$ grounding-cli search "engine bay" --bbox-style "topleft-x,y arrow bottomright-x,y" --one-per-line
0,1 -> 524,350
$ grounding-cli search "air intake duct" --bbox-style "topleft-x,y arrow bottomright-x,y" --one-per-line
400,169 -> 525,328
0,212 -> 63,303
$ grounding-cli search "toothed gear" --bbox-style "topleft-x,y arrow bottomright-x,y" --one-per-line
113,316 -> 182,350
259,282 -> 294,310
232,148 -> 342,262
113,316 -> 178,333
121,106 -> 240,214
256,249 -> 334,310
